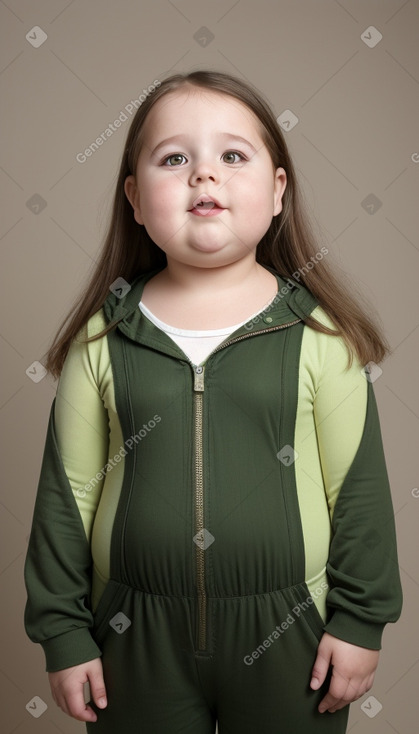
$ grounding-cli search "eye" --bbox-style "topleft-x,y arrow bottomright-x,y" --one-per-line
161,150 -> 247,167
222,151 -> 246,164
162,153 -> 187,167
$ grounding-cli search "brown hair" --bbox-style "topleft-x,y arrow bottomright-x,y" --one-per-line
44,69 -> 391,379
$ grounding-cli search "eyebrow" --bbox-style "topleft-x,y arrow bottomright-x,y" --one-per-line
150,132 -> 258,156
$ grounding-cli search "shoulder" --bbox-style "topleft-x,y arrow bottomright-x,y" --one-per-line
301,306 -> 366,392
61,308 -> 110,385
306,305 -> 359,363
307,304 -> 335,329
74,308 -> 107,342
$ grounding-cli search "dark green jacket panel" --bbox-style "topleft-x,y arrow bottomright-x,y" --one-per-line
23,399 -> 102,672
324,379 -> 403,649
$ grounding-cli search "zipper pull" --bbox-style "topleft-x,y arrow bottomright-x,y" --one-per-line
194,365 -> 205,391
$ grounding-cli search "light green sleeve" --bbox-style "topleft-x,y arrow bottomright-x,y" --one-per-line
310,306 -> 368,519
54,311 -> 125,611
54,312 -> 110,541
294,306 -> 368,622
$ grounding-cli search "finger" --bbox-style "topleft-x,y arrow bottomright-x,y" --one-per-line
318,692 -> 340,714
88,664 -> 108,709
318,667 -> 351,713
328,701 -> 348,713
64,687 -> 98,722
310,644 -> 332,690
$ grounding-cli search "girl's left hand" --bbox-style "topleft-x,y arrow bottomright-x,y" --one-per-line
310,632 -> 380,713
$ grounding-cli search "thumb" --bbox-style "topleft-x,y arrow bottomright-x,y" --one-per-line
88,660 -> 107,709
310,638 -> 332,690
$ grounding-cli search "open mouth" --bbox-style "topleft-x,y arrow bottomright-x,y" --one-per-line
188,194 -> 225,216
195,201 -> 217,210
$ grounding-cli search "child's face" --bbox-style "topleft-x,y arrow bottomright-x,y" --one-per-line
124,86 -> 286,269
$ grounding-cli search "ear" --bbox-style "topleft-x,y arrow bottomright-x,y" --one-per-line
124,175 -> 144,225
273,167 -> 287,216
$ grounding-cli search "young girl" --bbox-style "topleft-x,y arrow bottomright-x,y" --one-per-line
24,70 -> 402,734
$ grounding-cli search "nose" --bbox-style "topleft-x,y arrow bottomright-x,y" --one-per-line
189,157 -> 219,185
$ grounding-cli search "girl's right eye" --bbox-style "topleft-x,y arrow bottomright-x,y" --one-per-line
161,154 -> 186,167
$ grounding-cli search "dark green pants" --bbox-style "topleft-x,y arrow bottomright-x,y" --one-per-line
86,579 -> 349,733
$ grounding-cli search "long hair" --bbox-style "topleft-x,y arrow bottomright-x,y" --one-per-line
44,69 -> 391,379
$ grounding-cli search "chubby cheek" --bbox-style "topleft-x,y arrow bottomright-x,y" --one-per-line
140,177 -> 185,234
238,179 -> 275,230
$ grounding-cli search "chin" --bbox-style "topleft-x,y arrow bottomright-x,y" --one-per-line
192,248 -> 250,269
188,237 -> 229,254
193,243 -> 227,255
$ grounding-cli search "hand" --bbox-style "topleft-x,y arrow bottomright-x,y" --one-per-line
310,632 -> 379,713
48,657 -> 107,722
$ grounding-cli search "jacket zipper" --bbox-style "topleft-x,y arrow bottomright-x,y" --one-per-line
192,317 -> 302,652
193,365 -> 206,650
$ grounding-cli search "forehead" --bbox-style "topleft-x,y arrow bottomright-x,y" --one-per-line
141,86 -> 266,143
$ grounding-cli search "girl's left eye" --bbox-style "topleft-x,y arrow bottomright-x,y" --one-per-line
222,151 -> 245,163
161,151 -> 246,166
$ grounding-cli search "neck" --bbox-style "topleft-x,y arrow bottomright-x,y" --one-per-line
162,256 -> 269,296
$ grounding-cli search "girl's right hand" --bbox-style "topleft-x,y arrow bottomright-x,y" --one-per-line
48,657 -> 107,722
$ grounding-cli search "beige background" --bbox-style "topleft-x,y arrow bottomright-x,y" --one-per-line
1,0 -> 418,732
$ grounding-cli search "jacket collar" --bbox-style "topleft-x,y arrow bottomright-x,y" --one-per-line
102,265 -> 319,348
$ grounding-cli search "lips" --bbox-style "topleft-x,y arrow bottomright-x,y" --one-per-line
188,193 -> 225,213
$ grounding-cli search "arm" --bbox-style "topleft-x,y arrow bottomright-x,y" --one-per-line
308,315 -> 402,711
317,347 -> 403,649
24,312 -> 110,673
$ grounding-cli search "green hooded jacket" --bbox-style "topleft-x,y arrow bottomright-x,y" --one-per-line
24,265 -> 403,672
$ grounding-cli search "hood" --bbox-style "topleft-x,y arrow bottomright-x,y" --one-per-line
102,265 -> 319,341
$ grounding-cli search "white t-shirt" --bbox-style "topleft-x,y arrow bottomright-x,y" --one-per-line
138,299 -> 274,365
